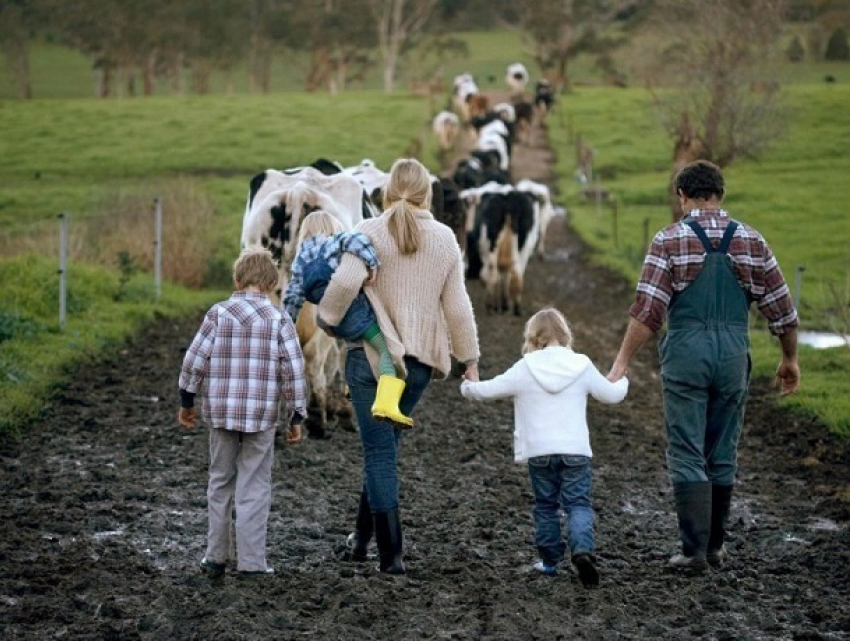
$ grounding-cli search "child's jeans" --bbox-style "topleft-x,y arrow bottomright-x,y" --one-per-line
527,454 -> 595,565
303,256 -> 374,340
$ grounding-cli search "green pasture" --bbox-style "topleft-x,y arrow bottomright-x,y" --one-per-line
1,33 -> 849,438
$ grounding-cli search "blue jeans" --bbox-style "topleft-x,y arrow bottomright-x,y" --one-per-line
527,454 -> 595,565
345,347 -> 432,512
303,257 -> 375,340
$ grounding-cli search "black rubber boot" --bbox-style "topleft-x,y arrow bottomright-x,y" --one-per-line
346,490 -> 373,562
669,481 -> 711,569
707,484 -> 734,566
374,510 -> 405,575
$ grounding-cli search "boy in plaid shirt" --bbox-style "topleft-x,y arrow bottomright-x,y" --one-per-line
178,246 -> 307,578
284,210 -> 413,427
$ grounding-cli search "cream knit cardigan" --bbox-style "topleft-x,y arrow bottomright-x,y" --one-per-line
318,209 -> 479,380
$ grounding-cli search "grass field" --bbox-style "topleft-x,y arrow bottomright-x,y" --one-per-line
1,33 -> 848,437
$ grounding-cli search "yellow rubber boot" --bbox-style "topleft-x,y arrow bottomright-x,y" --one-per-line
371,375 -> 414,428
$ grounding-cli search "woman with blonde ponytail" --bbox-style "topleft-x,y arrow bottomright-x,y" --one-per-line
319,157 -> 480,575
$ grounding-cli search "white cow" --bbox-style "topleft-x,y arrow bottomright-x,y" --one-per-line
241,166 -> 366,438
452,73 -> 479,122
432,111 -> 461,152
506,63 -> 529,96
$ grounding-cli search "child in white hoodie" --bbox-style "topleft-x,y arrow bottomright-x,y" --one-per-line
460,307 -> 628,588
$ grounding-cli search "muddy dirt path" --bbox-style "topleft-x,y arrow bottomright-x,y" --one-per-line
1,99 -> 848,640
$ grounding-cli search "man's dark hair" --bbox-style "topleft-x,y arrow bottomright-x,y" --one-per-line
675,160 -> 725,200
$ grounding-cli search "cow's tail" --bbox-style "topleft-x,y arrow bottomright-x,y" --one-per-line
496,214 -> 514,273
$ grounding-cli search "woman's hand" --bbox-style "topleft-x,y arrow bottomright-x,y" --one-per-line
364,268 -> 377,286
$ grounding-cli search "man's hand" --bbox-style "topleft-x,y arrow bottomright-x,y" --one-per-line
607,362 -> 628,382
285,423 -> 303,445
775,358 -> 801,396
178,407 -> 196,429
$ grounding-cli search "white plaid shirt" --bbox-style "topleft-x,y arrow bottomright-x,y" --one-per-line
179,291 -> 307,432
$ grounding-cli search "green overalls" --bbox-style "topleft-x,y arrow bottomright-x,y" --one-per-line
659,220 -> 752,486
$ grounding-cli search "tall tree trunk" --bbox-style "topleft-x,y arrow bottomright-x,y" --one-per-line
143,51 -> 156,96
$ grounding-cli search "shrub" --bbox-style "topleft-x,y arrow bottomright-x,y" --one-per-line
787,36 -> 806,62
825,27 -> 850,61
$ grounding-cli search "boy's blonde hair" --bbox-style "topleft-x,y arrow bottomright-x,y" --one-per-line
382,158 -> 432,255
297,210 -> 345,245
233,246 -> 279,293
522,307 -> 573,354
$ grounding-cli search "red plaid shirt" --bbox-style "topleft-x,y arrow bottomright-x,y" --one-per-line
629,209 -> 798,335
179,291 -> 308,432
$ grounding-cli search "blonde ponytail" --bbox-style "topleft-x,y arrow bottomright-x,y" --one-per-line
383,158 -> 432,255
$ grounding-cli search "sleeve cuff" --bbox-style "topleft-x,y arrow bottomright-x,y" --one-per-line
180,389 -> 196,409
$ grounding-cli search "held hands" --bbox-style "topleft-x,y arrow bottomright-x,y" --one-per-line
364,268 -> 377,287
178,407 -> 197,429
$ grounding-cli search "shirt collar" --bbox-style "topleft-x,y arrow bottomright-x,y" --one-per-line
231,290 -> 268,300
685,208 -> 728,220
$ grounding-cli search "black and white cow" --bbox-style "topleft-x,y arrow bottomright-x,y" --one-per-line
474,189 -> 538,316
241,162 -> 367,439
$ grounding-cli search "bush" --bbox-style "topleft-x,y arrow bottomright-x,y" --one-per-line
825,27 -> 850,61
787,36 -> 806,62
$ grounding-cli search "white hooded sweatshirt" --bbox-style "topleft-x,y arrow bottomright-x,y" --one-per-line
461,345 -> 628,462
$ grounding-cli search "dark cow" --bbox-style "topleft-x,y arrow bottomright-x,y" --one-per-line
534,80 -> 555,124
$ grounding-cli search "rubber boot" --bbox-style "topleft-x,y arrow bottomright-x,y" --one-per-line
371,375 -> 414,428
669,481 -> 711,570
707,484 -> 734,567
345,490 -> 373,562
373,510 -> 405,575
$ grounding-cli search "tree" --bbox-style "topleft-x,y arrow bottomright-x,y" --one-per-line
515,0 -> 646,90
643,0 -> 790,169
0,0 -> 37,99
367,0 -> 439,93
825,26 -> 850,60
787,35 -> 806,61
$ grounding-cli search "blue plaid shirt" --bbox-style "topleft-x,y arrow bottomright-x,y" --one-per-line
284,231 -> 380,321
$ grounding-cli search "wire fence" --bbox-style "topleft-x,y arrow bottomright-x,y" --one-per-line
2,198 -> 164,332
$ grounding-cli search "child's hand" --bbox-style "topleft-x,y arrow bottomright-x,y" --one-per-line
178,407 -> 196,429
285,423 -> 303,445
364,268 -> 377,286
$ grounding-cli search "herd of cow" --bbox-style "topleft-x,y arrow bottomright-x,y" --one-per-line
239,63 -> 559,437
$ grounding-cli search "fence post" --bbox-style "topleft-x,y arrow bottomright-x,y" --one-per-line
58,212 -> 68,332
793,265 -> 806,312
154,197 -> 162,300
612,199 -> 618,248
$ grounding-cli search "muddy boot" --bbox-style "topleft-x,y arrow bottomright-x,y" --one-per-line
669,481 -> 711,570
374,510 -> 405,575
572,553 -> 600,589
345,490 -> 373,562
371,375 -> 414,428
707,484 -> 734,567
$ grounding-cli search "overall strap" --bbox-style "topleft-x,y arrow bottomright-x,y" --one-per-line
686,220 -> 738,254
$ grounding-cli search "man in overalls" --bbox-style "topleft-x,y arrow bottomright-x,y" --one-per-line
607,160 -> 800,569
